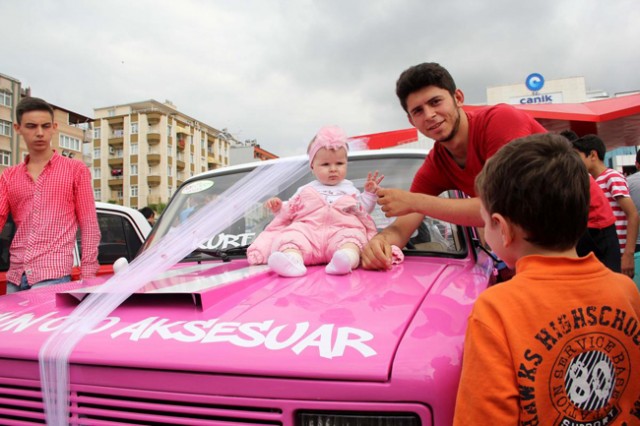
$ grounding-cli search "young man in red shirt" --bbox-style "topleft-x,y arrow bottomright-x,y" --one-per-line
362,62 -> 546,270
0,97 -> 100,292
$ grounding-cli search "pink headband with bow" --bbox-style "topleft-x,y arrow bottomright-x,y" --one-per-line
307,126 -> 349,167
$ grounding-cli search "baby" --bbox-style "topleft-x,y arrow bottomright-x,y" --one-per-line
247,126 -> 383,277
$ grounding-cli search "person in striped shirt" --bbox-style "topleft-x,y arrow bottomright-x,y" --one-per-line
572,134 -> 638,277
0,97 -> 100,293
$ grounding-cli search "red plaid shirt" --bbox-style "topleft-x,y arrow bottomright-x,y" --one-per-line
0,151 -> 100,285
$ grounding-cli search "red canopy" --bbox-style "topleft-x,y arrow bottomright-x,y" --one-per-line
356,94 -> 640,150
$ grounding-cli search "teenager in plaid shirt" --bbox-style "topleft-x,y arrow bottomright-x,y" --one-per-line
0,97 -> 100,293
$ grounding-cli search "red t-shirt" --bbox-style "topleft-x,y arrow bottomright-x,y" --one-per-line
410,104 -> 546,197
587,175 -> 616,229
408,103 -> 616,229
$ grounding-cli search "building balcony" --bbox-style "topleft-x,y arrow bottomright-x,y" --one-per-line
176,159 -> 185,170
146,112 -> 162,125
108,157 -> 124,166
108,178 -> 123,188
109,135 -> 124,145
147,175 -> 161,186
147,133 -> 160,145
107,116 -> 124,126
147,153 -> 161,165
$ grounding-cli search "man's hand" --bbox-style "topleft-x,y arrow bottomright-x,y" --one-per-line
361,234 -> 393,270
265,197 -> 282,213
364,171 -> 384,193
621,251 -> 635,278
376,188 -> 418,217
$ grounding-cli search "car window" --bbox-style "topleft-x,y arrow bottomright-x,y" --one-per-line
0,215 -> 15,273
77,212 -> 145,264
147,153 -> 467,258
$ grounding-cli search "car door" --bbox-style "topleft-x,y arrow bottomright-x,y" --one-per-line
1,206 -> 149,294
73,209 -> 149,280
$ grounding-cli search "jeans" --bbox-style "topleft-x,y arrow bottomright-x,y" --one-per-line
6,273 -> 72,294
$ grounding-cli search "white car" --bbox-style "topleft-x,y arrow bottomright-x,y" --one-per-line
0,202 -> 152,294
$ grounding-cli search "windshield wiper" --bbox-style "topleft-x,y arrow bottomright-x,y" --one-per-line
187,245 -> 251,262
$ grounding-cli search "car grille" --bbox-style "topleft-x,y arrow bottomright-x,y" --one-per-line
0,377 -> 283,425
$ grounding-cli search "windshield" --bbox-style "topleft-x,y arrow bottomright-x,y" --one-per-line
144,152 -> 467,258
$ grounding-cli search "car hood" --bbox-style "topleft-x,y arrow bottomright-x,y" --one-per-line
0,257 -> 484,382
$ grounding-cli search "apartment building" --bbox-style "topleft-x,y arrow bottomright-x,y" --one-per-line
0,72 -> 91,173
229,140 -> 278,165
0,73 -> 22,172
92,99 -> 230,209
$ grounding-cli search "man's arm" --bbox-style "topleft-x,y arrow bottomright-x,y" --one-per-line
75,166 -> 101,279
0,174 -> 10,231
617,196 -> 638,277
376,188 -> 484,227
361,212 -> 424,270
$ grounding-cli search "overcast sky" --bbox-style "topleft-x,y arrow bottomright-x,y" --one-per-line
3,0 -> 638,157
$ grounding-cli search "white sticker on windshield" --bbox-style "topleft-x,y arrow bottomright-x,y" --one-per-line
182,180 -> 214,194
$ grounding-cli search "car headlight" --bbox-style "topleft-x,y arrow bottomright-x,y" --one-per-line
298,411 -> 420,426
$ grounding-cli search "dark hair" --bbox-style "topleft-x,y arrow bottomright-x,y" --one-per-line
636,150 -> 640,164
395,62 -> 457,112
138,206 -> 155,219
475,133 -> 589,251
16,97 -> 54,124
572,134 -> 606,161
559,129 -> 578,142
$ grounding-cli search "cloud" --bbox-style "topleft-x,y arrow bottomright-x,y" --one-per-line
2,0 -> 639,157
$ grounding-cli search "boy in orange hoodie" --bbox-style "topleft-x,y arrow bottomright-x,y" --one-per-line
453,133 -> 640,425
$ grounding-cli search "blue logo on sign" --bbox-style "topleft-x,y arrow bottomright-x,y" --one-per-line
525,73 -> 545,91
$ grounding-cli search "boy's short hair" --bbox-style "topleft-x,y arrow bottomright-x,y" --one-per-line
395,62 -> 457,113
475,133 -> 589,251
571,134 -> 607,161
138,206 -> 155,219
16,97 -> 54,124
559,129 -> 579,142
636,149 -> 640,165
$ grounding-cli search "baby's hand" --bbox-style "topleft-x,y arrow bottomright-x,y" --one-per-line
364,171 -> 384,193
265,197 -> 283,213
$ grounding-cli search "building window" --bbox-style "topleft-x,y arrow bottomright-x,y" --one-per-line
60,134 -> 81,151
0,120 -> 12,137
131,164 -> 138,175
190,153 -> 195,163
93,147 -> 100,158
167,165 -> 172,177
167,125 -> 172,136
94,127 -> 101,139
116,189 -> 123,199
131,122 -> 139,134
0,91 -> 12,107
0,150 -> 10,166
130,143 -> 138,155
93,167 -> 101,179
130,185 -> 138,197
94,188 -> 101,200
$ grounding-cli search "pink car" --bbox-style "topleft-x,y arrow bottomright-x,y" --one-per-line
0,150 -> 495,425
